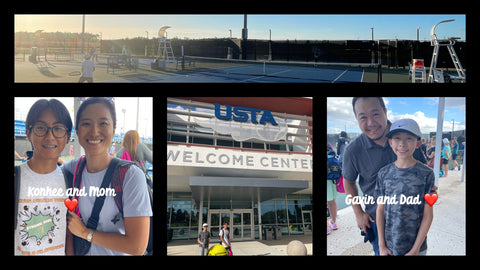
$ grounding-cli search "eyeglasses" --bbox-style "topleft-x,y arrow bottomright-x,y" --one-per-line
29,124 -> 69,138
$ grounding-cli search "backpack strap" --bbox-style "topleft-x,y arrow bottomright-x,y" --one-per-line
73,156 -> 87,191
85,157 -> 120,229
70,156 -> 87,217
14,165 -> 21,230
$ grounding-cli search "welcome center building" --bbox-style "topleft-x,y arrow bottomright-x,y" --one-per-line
167,97 -> 313,241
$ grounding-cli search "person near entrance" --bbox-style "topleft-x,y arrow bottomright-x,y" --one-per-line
197,223 -> 211,256
219,221 -> 231,255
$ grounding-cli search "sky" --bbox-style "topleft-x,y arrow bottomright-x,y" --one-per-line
14,14 -> 466,41
14,97 -> 153,139
16,97 -> 465,140
327,97 -> 466,136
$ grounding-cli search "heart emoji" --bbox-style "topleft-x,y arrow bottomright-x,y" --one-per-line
64,198 -> 78,212
424,193 -> 438,207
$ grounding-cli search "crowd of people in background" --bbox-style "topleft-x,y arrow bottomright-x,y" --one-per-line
327,97 -> 465,256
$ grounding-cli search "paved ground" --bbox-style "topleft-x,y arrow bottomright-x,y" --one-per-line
14,58 -> 172,83
14,57 -> 411,83
168,234 -> 312,256
327,168 -> 466,255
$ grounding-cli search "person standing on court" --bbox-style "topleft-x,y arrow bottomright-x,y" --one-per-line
79,54 -> 95,83
341,97 -> 426,255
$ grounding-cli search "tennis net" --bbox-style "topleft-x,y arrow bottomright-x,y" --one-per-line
178,55 -> 382,83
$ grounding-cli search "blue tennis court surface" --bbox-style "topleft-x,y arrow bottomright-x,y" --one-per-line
182,63 -> 365,83
104,58 -> 376,83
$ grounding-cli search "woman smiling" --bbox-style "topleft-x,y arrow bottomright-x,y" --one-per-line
64,97 -> 152,255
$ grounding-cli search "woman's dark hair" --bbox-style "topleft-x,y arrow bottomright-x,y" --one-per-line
75,97 -> 117,130
26,99 -> 73,135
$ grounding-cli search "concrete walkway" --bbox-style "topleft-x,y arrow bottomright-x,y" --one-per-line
327,169 -> 466,255
168,234 -> 312,256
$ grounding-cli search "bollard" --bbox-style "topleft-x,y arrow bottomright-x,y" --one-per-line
286,240 -> 307,255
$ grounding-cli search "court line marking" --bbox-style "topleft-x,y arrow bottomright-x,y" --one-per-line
241,69 -> 292,82
332,69 -> 349,83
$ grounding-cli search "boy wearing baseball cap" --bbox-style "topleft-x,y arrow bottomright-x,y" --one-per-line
198,223 -> 211,256
375,119 -> 435,255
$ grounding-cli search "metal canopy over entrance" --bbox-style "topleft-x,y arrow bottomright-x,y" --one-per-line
189,176 -> 309,204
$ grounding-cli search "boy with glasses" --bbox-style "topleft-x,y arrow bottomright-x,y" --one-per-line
14,98 -> 73,255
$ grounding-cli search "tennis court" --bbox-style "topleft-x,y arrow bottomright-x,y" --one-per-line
175,56 -> 381,83
14,54 -> 382,83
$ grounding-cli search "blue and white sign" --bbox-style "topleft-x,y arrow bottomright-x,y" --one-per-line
213,103 -> 278,126
194,103 -> 288,142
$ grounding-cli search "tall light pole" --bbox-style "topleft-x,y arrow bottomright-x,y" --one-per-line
241,14 -> 248,60
73,97 -> 84,158
433,97 -> 445,187
145,31 -> 149,57
451,119 -> 455,141
122,108 -> 126,134
81,14 -> 85,54
371,27 -> 375,64
268,29 -> 272,61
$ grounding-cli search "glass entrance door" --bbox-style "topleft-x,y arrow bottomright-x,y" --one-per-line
232,210 -> 253,240
209,212 -> 220,238
208,211 -> 230,239
208,209 -> 253,241
302,210 -> 313,234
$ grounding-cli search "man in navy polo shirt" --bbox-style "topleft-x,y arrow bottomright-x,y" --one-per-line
342,97 -> 426,255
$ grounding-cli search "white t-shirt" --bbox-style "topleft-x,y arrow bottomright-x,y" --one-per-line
219,228 -> 230,248
64,158 -> 152,255
14,163 -> 67,255
81,60 -> 95,78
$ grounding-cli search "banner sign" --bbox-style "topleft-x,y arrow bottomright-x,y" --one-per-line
194,103 -> 288,142
167,144 -> 312,172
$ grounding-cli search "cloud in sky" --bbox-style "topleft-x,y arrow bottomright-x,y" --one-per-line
327,97 -> 466,136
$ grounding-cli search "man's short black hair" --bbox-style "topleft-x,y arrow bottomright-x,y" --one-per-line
352,97 -> 386,116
